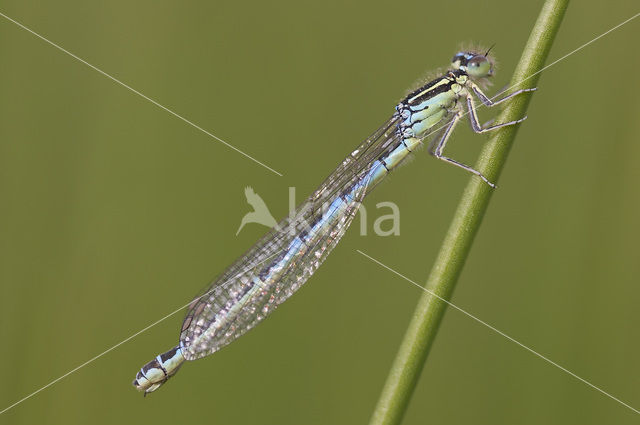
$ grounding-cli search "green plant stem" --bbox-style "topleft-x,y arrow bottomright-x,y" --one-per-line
368,1 -> 570,424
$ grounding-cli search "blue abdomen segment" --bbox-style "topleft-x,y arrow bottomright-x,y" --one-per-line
362,136 -> 422,190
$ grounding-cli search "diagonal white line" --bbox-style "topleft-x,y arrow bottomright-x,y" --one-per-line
0,250 -> 281,415
0,312 -> 177,415
0,11 -> 283,177
356,249 -> 640,415
507,11 -> 640,90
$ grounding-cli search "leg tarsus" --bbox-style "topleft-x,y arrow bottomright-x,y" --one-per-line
471,84 -> 537,107
466,95 -> 528,134
437,155 -> 497,188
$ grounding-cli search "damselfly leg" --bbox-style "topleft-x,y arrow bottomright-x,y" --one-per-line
428,86 -> 536,187
427,111 -> 497,188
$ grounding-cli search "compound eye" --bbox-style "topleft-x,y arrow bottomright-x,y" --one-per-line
468,57 -> 483,68
466,56 -> 492,77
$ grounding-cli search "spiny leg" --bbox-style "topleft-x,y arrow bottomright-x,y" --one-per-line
470,83 -> 537,107
427,111 -> 496,188
466,94 -> 528,133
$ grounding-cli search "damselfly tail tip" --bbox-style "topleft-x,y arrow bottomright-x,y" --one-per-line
133,346 -> 186,396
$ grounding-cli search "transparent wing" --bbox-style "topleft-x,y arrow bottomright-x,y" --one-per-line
180,114 -> 403,360
309,114 -> 400,207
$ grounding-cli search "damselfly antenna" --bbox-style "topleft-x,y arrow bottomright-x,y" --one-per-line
485,43 -> 496,57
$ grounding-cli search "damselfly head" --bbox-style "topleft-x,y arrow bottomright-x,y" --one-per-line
451,51 -> 494,79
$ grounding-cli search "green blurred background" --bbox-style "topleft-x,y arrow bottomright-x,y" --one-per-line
1,1 -> 639,423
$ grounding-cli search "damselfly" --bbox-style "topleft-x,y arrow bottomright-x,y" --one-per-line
133,48 -> 535,394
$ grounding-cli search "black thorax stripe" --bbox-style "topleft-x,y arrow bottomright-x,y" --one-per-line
403,70 -> 466,106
